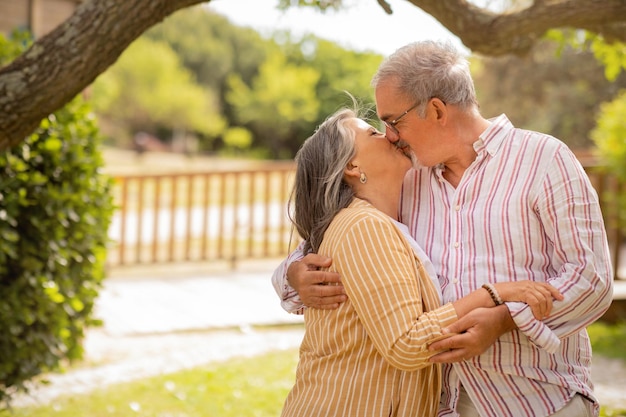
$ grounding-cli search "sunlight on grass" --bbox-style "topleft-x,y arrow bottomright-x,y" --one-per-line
588,321 -> 626,361
9,349 -> 299,417
7,323 -> 626,417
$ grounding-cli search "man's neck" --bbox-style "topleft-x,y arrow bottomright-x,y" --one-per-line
442,113 -> 491,188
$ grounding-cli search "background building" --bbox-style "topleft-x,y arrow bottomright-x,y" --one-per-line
0,0 -> 80,38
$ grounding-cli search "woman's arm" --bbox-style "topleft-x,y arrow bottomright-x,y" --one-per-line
334,213 -> 561,371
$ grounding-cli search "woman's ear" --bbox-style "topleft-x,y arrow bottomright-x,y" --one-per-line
344,162 -> 361,181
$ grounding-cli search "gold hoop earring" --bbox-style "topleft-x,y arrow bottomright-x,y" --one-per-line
359,172 -> 367,184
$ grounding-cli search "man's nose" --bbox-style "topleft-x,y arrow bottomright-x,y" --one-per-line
385,128 -> 399,144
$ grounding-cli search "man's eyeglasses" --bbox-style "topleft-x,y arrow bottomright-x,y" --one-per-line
382,102 -> 420,141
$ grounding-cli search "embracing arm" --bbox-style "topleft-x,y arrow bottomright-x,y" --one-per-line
271,241 -> 346,314
335,214 -> 561,370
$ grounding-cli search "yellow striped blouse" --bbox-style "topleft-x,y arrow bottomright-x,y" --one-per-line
281,198 -> 458,417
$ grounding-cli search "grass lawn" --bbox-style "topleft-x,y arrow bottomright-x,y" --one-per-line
5,322 -> 626,417
6,349 -> 300,417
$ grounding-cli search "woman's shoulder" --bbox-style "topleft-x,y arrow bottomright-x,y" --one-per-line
330,198 -> 397,233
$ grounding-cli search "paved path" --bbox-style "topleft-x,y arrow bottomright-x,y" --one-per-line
12,260 -> 626,411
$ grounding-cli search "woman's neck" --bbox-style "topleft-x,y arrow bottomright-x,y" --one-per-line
356,184 -> 402,221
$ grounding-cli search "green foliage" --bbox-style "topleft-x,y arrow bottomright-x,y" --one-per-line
9,348 -> 300,417
91,37 -> 225,147
0,32 -> 114,407
227,50 -> 321,158
546,30 -> 626,82
0,30 -> 31,63
588,321 -> 626,361
592,90 -> 626,180
473,35 -> 626,149
591,90 -> 626,233
99,6 -> 383,159
292,36 -> 382,123
145,7 -> 269,90
222,126 -> 253,153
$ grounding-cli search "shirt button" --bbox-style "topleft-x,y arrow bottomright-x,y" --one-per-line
453,279 -> 459,284
454,242 -> 459,248
455,205 -> 461,211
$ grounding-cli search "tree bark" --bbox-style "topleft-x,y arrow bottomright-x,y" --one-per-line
406,0 -> 626,56
1,0 -> 625,150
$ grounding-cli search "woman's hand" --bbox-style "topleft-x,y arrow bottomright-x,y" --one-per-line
494,281 -> 564,319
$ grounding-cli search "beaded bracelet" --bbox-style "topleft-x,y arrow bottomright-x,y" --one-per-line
482,283 -> 503,306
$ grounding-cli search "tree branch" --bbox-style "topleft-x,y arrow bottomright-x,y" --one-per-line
376,0 -> 392,15
405,0 -> 626,56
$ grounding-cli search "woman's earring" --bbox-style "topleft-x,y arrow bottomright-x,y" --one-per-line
359,171 -> 367,184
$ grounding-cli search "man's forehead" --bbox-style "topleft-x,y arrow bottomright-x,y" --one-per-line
375,84 -> 403,120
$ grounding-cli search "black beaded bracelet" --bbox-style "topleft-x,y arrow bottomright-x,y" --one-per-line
482,283 -> 503,306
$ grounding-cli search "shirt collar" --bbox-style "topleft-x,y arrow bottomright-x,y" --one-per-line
432,114 -> 513,178
474,113 -> 513,157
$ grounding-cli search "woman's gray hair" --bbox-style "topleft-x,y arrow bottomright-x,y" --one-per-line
371,40 -> 478,116
289,108 -> 359,255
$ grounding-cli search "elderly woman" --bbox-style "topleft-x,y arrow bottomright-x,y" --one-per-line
281,106 -> 561,417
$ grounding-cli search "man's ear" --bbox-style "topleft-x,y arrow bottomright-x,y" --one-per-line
431,98 -> 447,123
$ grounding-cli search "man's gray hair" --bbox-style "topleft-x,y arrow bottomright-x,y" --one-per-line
371,40 -> 478,115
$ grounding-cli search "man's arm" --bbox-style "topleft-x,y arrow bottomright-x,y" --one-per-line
505,148 -> 613,344
286,255 -> 347,309
271,244 -> 346,313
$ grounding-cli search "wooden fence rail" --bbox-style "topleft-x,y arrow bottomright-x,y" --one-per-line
107,162 -> 299,268
106,161 -> 624,280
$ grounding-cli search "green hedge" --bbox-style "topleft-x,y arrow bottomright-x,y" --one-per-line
0,32 -> 114,407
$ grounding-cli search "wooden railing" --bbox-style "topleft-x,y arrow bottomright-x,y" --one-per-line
106,161 -> 624,280
107,161 -> 300,269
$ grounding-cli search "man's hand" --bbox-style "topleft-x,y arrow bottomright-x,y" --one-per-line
428,305 -> 515,363
287,253 -> 346,309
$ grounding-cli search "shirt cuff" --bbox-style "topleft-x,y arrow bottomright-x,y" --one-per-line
435,302 -> 459,330
507,301 -> 561,353
280,285 -> 305,315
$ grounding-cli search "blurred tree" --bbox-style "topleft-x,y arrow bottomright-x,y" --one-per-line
283,34 -> 382,122
473,36 -> 626,150
226,50 -> 320,158
592,90 -> 626,177
144,7 -> 269,113
90,37 -> 225,150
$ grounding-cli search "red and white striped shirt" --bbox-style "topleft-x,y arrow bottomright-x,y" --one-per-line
399,114 -> 613,417
272,114 -> 613,417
